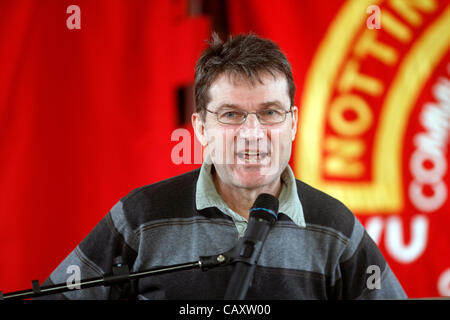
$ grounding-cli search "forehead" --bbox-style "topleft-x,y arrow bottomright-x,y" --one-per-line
207,72 -> 290,109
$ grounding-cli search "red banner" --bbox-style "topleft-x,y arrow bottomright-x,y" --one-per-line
229,0 -> 450,298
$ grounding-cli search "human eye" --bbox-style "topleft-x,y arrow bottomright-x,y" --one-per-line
258,108 -> 285,124
222,111 -> 239,118
218,109 -> 246,123
260,108 -> 281,117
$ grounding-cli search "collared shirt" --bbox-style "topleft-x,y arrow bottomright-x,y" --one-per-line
195,162 -> 306,237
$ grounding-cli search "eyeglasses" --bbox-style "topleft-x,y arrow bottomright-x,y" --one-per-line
205,107 -> 292,125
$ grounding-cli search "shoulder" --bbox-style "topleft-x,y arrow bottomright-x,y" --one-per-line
295,179 -> 355,239
118,169 -> 201,229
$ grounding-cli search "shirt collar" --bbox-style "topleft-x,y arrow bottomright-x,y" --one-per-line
195,161 -> 306,228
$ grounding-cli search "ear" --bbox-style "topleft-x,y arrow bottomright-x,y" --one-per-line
290,106 -> 299,141
192,112 -> 208,146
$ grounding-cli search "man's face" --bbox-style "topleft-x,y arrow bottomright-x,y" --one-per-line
193,72 -> 298,191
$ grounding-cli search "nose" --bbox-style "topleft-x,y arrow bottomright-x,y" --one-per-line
239,113 -> 265,140
245,112 -> 260,128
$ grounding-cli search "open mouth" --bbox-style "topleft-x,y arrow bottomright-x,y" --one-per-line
236,151 -> 269,163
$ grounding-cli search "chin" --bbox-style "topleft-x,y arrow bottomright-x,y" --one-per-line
231,167 -> 280,190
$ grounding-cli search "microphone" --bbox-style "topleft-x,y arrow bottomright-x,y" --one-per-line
224,193 -> 279,300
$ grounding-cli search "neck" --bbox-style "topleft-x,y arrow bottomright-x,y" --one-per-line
212,169 -> 282,220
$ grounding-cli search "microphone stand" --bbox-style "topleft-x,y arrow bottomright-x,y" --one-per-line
0,253 -> 230,300
1,194 -> 278,301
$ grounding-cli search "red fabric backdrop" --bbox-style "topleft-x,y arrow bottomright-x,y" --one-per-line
0,0 -> 208,294
0,0 -> 449,298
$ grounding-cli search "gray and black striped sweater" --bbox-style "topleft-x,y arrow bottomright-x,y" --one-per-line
40,169 -> 407,299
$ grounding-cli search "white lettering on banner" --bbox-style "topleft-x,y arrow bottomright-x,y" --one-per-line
365,216 -> 383,244
365,215 -> 428,264
366,70 -> 449,265
410,74 -> 450,212
409,179 -> 447,212
437,268 -> 450,297
385,215 -> 428,264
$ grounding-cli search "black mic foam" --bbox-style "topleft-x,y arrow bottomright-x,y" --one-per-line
249,193 -> 279,223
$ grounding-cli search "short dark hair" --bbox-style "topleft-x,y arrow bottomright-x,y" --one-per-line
194,33 -> 296,120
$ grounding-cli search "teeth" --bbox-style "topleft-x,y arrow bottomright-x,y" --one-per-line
245,152 -> 259,157
237,151 -> 268,162
238,152 -> 259,156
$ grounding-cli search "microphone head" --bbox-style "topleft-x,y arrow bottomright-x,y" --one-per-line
249,193 -> 279,223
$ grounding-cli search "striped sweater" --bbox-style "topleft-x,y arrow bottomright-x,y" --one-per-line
40,168 -> 407,299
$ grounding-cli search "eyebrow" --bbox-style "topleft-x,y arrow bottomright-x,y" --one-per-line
216,100 -> 286,110
260,100 -> 285,108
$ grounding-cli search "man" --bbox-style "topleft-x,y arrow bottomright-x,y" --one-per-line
39,33 -> 407,299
